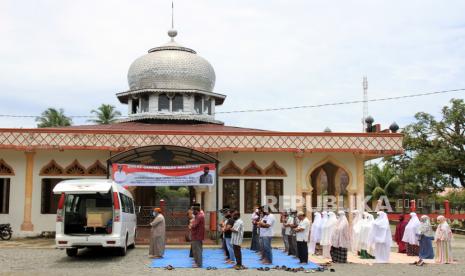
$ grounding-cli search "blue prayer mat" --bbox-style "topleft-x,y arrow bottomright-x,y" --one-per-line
149,248 -> 320,269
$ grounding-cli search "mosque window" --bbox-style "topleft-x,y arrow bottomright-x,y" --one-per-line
266,179 -> 283,213
41,178 -> 63,214
64,160 -> 86,175
0,159 -> 14,175
172,94 -> 184,112
194,95 -> 203,114
243,161 -> 264,176
244,179 -> 261,213
40,160 -> 64,176
158,94 -> 170,112
204,98 -> 212,115
0,178 -> 10,214
131,97 -> 139,114
141,95 -> 149,113
222,179 -> 240,212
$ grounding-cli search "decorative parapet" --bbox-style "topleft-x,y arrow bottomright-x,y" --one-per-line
0,128 -> 403,155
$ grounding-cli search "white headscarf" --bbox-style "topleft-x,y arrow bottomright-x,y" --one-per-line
368,211 -> 392,246
402,212 -> 421,245
320,211 -> 337,246
331,211 -> 350,248
319,211 -> 328,235
310,212 -> 322,242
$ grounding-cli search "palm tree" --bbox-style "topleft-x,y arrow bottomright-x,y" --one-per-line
36,108 -> 72,128
365,163 -> 400,208
89,104 -> 121,124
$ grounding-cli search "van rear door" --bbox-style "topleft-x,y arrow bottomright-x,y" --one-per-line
53,180 -> 113,194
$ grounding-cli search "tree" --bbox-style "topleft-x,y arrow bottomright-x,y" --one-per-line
36,108 -> 72,128
401,98 -> 465,187
365,163 -> 400,200
89,104 -> 121,124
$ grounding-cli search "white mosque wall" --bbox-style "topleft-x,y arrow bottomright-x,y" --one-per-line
1,148 -> 360,237
0,149 -> 27,235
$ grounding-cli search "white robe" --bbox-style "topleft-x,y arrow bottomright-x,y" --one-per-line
359,213 -> 374,254
402,213 -> 421,245
308,212 -> 322,254
368,211 -> 392,263
351,210 -> 363,253
320,212 -> 337,258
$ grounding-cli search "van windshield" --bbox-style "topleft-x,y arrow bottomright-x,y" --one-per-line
64,192 -> 113,235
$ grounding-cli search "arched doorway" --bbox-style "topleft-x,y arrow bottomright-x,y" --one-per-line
310,161 -> 350,211
107,145 -> 218,244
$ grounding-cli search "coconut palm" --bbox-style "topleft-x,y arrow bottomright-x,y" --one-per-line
36,108 -> 72,128
365,163 -> 400,200
89,104 -> 121,124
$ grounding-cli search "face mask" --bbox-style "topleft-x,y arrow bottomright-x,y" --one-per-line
152,211 -> 158,216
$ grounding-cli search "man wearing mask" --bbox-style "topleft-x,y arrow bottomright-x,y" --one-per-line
149,208 -> 165,258
223,209 -> 236,264
295,211 -> 310,264
258,206 -> 275,264
231,210 -> 245,270
250,206 -> 261,252
190,206 -> 205,268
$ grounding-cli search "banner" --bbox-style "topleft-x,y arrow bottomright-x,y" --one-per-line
112,163 -> 216,186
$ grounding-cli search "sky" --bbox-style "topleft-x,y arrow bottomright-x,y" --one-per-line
0,0 -> 464,132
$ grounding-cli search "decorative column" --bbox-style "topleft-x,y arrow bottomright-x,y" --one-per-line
294,151 -> 304,211
355,156 -> 365,212
21,151 -> 35,231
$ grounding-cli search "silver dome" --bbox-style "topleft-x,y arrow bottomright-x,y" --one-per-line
127,39 -> 216,92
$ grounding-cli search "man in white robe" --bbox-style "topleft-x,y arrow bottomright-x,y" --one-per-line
368,211 -> 392,263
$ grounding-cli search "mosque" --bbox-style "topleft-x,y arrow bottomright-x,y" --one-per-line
0,25 -> 403,242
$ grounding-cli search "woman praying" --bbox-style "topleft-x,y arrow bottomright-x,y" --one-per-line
434,215 -> 453,264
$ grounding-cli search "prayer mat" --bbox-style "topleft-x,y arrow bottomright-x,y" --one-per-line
149,248 -> 320,269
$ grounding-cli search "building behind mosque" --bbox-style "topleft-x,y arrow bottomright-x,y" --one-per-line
0,26 -> 403,243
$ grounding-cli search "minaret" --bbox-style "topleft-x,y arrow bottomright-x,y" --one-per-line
362,76 -> 368,131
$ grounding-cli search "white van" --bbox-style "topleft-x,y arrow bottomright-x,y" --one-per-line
53,179 -> 137,257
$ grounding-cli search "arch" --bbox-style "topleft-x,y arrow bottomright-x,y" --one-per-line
108,145 -> 218,166
0,159 -> 14,175
86,160 -> 107,176
305,155 -> 353,193
40,160 -> 64,176
220,160 -> 242,176
264,161 -> 287,176
65,160 -> 86,175
243,161 -> 264,176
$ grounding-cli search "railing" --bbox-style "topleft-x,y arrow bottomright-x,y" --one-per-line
136,204 -> 190,228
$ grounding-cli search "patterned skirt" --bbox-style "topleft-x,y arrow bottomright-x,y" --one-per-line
330,246 -> 348,263
406,243 -> 420,256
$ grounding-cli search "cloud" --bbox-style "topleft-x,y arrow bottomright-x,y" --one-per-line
1,0 -> 465,131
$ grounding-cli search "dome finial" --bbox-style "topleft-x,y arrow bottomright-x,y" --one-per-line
168,1 -> 177,41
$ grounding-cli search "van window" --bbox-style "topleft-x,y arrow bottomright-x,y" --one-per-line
120,193 -> 134,214
64,192 -> 113,235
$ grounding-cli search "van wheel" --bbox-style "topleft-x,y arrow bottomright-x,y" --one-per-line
118,235 -> 128,256
66,248 -> 78,257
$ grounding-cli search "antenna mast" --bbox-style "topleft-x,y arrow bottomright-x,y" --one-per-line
362,76 -> 368,131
